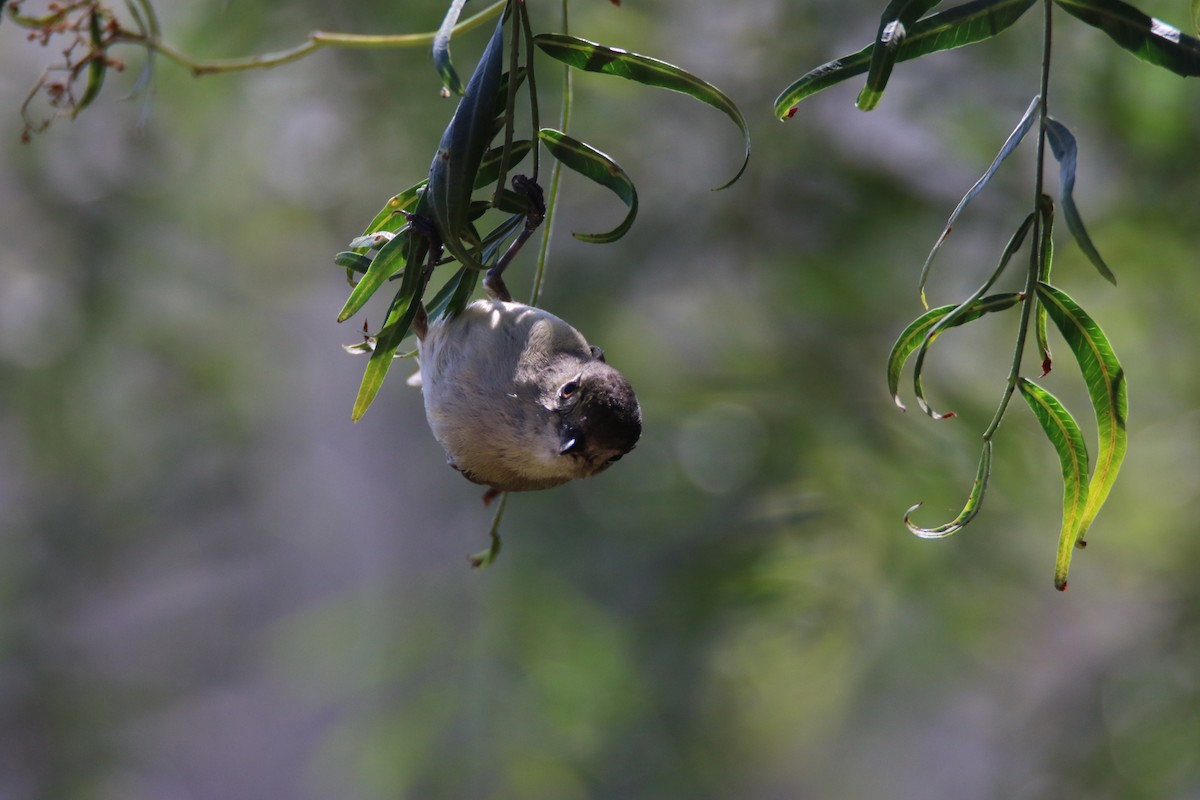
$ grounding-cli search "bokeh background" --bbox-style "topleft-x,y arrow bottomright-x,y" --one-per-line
3,1 -> 1200,797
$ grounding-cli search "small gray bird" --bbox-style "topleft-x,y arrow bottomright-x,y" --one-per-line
414,277 -> 641,497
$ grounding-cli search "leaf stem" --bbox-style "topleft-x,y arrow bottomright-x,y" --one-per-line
983,0 -> 1053,442
111,0 -> 507,76
529,0 -> 571,306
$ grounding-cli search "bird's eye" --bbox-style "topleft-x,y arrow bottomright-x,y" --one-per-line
559,380 -> 579,400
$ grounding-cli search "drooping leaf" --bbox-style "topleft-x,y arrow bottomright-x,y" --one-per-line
1034,194 -> 1055,375
859,1 -> 945,110
1036,282 -> 1128,549
74,10 -> 108,116
918,94 -> 1040,304
358,184 -> 425,243
538,128 -> 638,243
775,0 -> 1036,118
1053,0 -> 1200,76
334,251 -> 373,275
905,440 -> 992,538
433,0 -> 470,96
1043,117 -> 1117,284
888,292 -> 1023,410
351,235 -> 431,421
913,213 -> 1034,419
533,33 -> 750,189
1017,378 -> 1090,591
337,225 -> 413,322
428,12 -> 506,271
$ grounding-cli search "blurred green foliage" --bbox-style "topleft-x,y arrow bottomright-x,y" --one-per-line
3,1 -> 1200,799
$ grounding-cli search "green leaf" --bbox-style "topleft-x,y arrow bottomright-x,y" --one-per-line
1036,282 -> 1128,550
918,94 -> 1040,304
337,226 -> 412,323
433,0 -> 470,96
1043,117 -> 1118,284
1194,0 -> 1200,36
888,292 -> 1023,410
75,11 -> 108,116
913,213 -> 1034,419
1034,194 -> 1055,375
533,33 -> 750,189
351,237 -> 431,421
538,128 -> 638,243
859,1 -> 944,110
358,184 -> 425,243
1052,0 -> 1200,76
477,139 -> 532,189
428,12 -> 506,272
775,0 -> 1036,118
905,440 -> 992,538
334,251 -> 373,275
1017,378 -> 1090,591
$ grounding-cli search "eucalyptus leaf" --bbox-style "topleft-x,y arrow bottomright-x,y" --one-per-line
775,0 -> 1036,118
1018,378 -> 1089,591
538,129 -> 638,243
428,13 -> 506,272
1043,117 -> 1117,284
1053,0 -> 1200,76
888,292 -> 1023,410
859,1 -> 945,110
918,94 -> 1040,304
533,33 -> 750,189
905,440 -> 992,538
1037,282 -> 1128,549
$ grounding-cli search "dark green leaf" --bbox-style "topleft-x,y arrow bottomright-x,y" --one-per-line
1037,282 -> 1128,551
533,33 -> 750,189
1043,117 -> 1117,284
75,11 -> 107,116
428,13 -> 506,271
888,292 -> 1023,410
424,265 -> 479,321
1034,195 -> 1055,374
538,128 -> 638,243
1053,0 -> 1200,76
775,0 -> 1036,118
905,441 -> 992,538
859,1 -> 944,110
334,251 -> 373,275
476,139 -> 532,189
433,0 -> 470,96
1018,378 -> 1089,591
918,94 -> 1040,304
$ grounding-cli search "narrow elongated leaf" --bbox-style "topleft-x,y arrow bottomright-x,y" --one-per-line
538,128 -> 638,243
1034,195 -> 1055,375
1037,282 -> 1128,548
1043,117 -> 1117,285
859,1 -> 944,110
888,292 -> 1023,410
351,237 -> 431,421
428,13 -> 506,271
433,0 -> 470,96
358,184 -> 425,242
1018,378 -> 1090,591
913,213 -> 1034,419
906,440 -> 992,538
918,94 -> 1040,304
75,11 -> 108,116
775,0 -> 1036,117
1053,0 -> 1200,76
337,226 -> 412,322
334,251 -> 373,275
533,33 -> 749,189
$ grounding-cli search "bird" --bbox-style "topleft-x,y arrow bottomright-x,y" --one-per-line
413,272 -> 642,500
